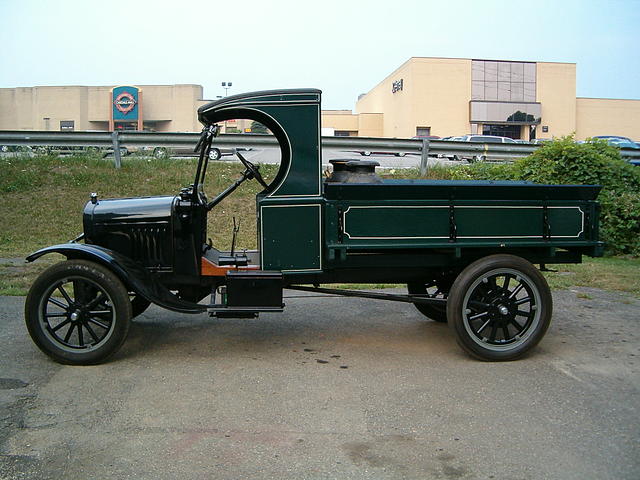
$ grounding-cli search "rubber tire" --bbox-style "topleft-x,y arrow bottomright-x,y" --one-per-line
25,260 -> 132,365
447,254 -> 552,361
407,277 -> 454,323
208,148 -> 221,161
153,147 -> 168,159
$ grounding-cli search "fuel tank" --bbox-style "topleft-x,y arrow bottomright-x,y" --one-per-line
83,196 -> 176,269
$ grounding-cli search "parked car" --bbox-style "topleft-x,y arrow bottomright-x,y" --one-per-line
148,145 -> 249,160
0,145 -> 32,153
587,136 -> 640,166
460,135 -> 517,144
356,150 -> 407,157
591,135 -> 640,149
451,135 -> 517,162
40,146 -> 109,156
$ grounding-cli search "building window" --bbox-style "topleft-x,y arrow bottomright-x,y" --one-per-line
482,124 -> 521,139
472,60 -> 536,102
334,130 -> 357,136
60,120 -> 74,131
416,126 -> 431,137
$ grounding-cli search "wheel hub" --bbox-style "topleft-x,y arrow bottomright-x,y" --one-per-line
70,311 -> 80,321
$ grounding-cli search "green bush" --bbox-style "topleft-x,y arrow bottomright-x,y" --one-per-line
514,136 -> 640,192
599,191 -> 640,255
514,137 -> 639,255
447,162 -> 518,181
445,136 -> 640,255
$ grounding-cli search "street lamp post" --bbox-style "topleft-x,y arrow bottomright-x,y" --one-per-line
221,82 -> 233,133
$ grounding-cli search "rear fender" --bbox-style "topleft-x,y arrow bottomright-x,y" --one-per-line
26,244 -> 206,313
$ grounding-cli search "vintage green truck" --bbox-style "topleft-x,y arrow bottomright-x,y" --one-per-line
24,89 -> 603,364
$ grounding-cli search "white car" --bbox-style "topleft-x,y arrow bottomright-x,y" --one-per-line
452,135 -> 517,162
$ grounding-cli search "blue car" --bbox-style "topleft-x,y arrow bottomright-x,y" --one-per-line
591,136 -> 640,166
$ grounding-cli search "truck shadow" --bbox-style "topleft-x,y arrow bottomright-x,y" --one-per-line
119,301 -> 459,362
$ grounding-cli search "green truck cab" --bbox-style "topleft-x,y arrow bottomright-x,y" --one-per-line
24,89 -> 603,364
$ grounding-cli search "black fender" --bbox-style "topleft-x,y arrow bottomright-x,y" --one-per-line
26,244 -> 206,314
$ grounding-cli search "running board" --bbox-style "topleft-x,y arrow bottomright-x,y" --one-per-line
208,306 -> 284,318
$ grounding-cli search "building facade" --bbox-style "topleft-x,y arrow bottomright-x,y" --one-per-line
323,57 -> 640,141
2,61 -> 639,140
0,84 -> 209,132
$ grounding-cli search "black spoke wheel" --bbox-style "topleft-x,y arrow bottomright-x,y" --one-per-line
447,255 -> 552,361
25,260 -> 132,365
407,275 -> 455,323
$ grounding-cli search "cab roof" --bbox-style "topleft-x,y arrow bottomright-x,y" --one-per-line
198,88 -> 322,124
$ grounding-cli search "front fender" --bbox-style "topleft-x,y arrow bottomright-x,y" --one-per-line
27,244 -> 206,314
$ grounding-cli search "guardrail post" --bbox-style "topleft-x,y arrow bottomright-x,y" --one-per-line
111,131 -> 122,169
420,139 -> 430,176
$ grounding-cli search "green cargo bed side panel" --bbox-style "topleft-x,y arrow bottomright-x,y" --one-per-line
344,206 -> 450,239
260,204 -> 322,271
341,204 -> 586,243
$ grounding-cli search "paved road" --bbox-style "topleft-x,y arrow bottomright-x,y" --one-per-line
1,146 -> 457,169
1,288 -> 638,479
240,147 -> 457,169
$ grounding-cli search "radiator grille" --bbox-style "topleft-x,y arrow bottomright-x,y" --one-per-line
128,225 -> 171,267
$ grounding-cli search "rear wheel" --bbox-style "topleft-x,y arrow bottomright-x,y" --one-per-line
407,275 -> 455,322
25,260 -> 132,365
447,255 -> 552,361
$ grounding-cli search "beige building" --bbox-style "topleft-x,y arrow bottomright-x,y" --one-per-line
0,84 -> 210,133
322,57 -> 640,141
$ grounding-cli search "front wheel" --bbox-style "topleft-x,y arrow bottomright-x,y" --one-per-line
447,255 -> 552,361
24,260 -> 132,365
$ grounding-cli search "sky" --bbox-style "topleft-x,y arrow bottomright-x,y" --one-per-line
1,0 -> 639,110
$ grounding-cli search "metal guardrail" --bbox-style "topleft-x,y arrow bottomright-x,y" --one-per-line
1,130 -> 638,171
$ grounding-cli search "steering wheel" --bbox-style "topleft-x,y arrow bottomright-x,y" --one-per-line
236,151 -> 269,189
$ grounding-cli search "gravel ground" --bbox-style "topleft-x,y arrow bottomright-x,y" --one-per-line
1,287 -> 638,480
